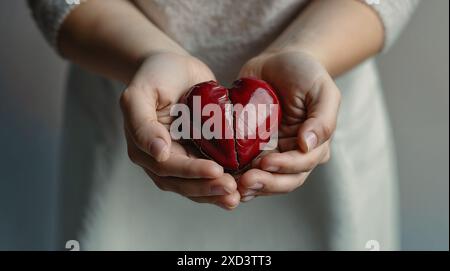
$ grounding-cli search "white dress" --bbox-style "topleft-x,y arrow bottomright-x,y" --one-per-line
28,0 -> 419,250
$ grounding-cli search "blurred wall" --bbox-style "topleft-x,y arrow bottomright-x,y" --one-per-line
377,0 -> 449,250
0,1 -> 448,250
0,1 -> 66,250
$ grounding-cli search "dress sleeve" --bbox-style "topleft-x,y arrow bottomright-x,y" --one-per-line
27,0 -> 83,53
361,0 -> 420,53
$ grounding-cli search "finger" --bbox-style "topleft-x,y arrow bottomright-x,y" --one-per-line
298,76 -> 341,153
259,141 -> 330,174
126,131 -> 223,178
188,190 -> 241,210
147,170 -> 236,197
120,86 -> 172,162
240,194 -> 259,203
144,152 -> 224,179
251,149 -> 280,168
238,168 -> 309,195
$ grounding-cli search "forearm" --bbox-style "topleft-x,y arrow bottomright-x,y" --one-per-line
264,0 -> 384,77
58,0 -> 187,84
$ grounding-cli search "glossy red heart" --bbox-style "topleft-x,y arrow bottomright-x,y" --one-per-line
181,77 -> 281,172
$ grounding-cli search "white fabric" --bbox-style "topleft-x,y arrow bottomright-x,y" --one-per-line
27,0 -> 419,54
41,0 -> 420,250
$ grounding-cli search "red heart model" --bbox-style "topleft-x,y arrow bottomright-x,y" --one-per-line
181,77 -> 281,172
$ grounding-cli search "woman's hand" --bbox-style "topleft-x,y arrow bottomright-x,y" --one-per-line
237,51 -> 341,201
120,52 -> 240,209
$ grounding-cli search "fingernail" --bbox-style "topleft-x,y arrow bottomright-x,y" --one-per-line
248,183 -> 264,190
241,195 -> 255,202
243,189 -> 258,196
218,203 -> 238,210
263,165 -> 279,172
149,138 -> 168,161
210,186 -> 228,196
304,131 -> 318,152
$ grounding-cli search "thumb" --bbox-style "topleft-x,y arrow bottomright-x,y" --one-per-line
238,56 -> 267,79
298,76 -> 341,153
120,87 -> 172,162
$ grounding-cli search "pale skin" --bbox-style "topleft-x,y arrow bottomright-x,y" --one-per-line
59,0 -> 383,209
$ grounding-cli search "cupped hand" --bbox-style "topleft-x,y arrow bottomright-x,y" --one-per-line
120,52 -> 240,209
237,51 -> 341,201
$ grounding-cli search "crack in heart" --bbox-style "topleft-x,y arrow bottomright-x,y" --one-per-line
180,77 -> 281,172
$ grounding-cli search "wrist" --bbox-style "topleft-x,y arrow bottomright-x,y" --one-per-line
254,47 -> 328,76
261,46 -> 329,72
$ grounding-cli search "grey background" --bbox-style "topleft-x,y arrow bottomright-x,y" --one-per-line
0,1 -> 448,250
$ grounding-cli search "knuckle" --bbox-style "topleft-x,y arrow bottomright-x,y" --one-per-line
131,127 -> 147,149
322,151 -> 331,163
119,89 -> 132,112
241,170 -> 260,187
222,178 -> 237,193
304,158 -> 316,172
228,179 -> 238,191
297,177 -> 307,187
289,177 -> 305,191
320,123 -> 335,140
